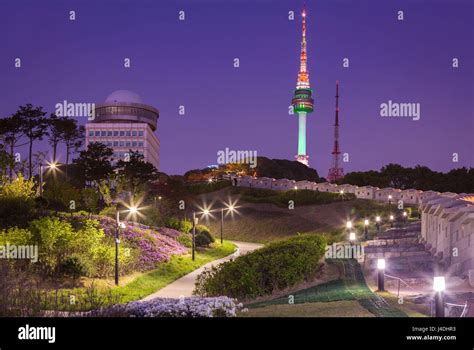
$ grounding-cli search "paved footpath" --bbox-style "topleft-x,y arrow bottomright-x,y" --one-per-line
141,241 -> 263,301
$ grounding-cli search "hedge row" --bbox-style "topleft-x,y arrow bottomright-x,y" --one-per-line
194,234 -> 326,299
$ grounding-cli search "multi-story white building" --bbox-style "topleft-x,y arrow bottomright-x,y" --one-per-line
85,90 -> 160,169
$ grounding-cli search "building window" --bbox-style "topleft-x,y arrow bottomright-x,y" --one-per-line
89,131 -> 94,136
132,131 -> 137,136
114,131 -> 118,136
95,131 -> 100,136
138,131 -> 144,136
119,141 -> 124,147
113,141 -> 118,147
126,142 -> 131,147
132,141 -> 137,147
107,131 -> 112,136
126,131 -> 131,136
101,131 -> 106,136
120,131 -> 124,137
138,142 -> 143,147
107,142 -> 112,146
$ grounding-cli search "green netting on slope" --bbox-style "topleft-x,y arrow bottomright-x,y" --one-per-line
247,259 -> 406,317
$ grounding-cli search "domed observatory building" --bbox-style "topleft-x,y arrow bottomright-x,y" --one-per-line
85,90 -> 160,169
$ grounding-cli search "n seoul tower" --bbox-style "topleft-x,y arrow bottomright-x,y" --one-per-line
291,8 -> 314,166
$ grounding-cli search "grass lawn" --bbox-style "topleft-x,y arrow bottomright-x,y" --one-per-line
113,240 -> 236,303
241,300 -> 375,317
195,188 -> 398,243
377,291 -> 430,317
54,240 -> 236,309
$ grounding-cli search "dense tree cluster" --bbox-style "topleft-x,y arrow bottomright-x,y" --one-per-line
0,104 -> 84,180
340,163 -> 474,193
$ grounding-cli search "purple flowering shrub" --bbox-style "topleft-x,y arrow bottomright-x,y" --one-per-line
59,213 -> 188,272
90,296 -> 244,317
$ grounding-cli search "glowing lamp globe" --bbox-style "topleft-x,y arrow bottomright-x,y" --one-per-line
377,258 -> 386,270
433,276 -> 446,292
349,232 -> 356,241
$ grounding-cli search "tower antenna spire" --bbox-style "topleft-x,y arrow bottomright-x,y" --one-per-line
327,81 -> 344,182
291,7 -> 314,167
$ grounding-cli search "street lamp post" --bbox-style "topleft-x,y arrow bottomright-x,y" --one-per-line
375,216 -> 381,233
115,204 -> 138,285
220,208 -> 224,245
377,258 -> 385,291
192,211 -> 197,261
403,211 -> 407,224
388,195 -> 392,205
349,231 -> 356,245
364,219 -> 369,239
433,276 -> 446,317
115,207 -> 121,286
39,163 -> 44,196
389,215 -> 394,228
346,221 -> 352,232
220,204 -> 235,245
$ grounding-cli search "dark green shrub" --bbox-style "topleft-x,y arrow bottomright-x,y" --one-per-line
58,255 -> 90,278
194,234 -> 326,299
195,231 -> 214,247
195,225 -> 214,247
0,197 -> 36,228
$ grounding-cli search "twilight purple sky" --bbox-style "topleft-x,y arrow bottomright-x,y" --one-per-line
0,0 -> 473,175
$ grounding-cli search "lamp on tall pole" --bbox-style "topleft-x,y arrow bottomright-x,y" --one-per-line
349,231 -> 356,245
114,204 -> 138,285
192,211 -> 197,261
346,221 -> 352,232
375,216 -> 381,233
38,161 -> 59,196
220,203 -> 236,245
39,163 -> 44,196
389,214 -> 394,228
364,219 -> 369,239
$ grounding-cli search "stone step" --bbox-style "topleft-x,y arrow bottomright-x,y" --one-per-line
365,257 -> 436,272
365,244 -> 426,253
366,237 -> 420,246
365,251 -> 430,259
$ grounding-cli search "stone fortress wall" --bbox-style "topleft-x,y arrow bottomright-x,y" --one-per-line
231,175 -> 474,280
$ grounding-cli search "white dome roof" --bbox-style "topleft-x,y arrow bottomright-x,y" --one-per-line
105,90 -> 143,104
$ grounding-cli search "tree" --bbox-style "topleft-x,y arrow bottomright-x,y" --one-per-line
16,104 -> 48,178
0,114 -> 26,180
116,151 -> 158,195
47,114 -> 70,161
0,147 -> 15,179
73,142 -> 114,186
61,119 -> 84,166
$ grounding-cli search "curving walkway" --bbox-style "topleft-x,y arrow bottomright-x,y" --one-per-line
141,241 -> 263,301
